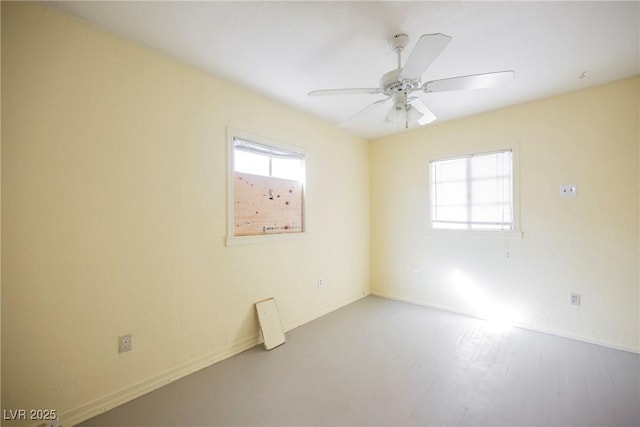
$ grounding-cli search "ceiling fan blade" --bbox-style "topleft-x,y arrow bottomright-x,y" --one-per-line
408,98 -> 437,125
424,70 -> 515,93
340,98 -> 390,128
400,33 -> 452,81
308,88 -> 382,97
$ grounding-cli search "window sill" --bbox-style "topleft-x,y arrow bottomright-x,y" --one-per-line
426,228 -> 523,239
225,232 -> 307,247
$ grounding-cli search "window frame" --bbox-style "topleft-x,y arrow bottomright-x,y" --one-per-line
226,128 -> 307,246
427,147 -> 522,239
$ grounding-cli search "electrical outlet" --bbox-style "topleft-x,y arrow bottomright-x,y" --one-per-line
412,270 -> 420,280
560,184 -> 577,197
570,293 -> 581,306
119,334 -> 132,353
317,278 -> 324,288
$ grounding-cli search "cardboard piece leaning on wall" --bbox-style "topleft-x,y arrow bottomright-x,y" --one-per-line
255,298 -> 286,350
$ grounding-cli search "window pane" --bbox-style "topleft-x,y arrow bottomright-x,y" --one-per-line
234,150 -> 269,176
430,150 -> 513,231
471,204 -> 511,223
471,178 -> 503,204
435,158 -> 467,182
433,206 -> 467,222
272,157 -> 303,181
470,153 -> 499,178
434,181 -> 467,205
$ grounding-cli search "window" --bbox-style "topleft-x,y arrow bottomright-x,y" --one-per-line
234,139 -> 304,182
430,150 -> 513,231
228,131 -> 305,241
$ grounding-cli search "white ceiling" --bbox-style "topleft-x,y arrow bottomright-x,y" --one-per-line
51,1 -> 639,140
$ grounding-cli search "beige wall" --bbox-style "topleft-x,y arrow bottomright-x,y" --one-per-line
1,3 -> 369,425
371,77 -> 639,352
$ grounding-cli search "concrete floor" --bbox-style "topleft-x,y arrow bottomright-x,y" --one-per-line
79,296 -> 640,426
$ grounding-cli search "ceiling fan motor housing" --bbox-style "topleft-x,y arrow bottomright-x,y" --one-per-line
380,69 -> 421,96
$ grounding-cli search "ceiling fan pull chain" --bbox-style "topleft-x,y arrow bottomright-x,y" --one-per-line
405,106 -> 409,129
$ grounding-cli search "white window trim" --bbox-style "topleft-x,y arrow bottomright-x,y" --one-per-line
426,146 -> 523,239
226,128 -> 307,246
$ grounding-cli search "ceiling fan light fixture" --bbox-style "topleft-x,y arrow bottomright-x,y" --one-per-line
409,98 -> 437,125
407,105 -> 426,126
384,103 -> 426,129
384,105 -> 405,126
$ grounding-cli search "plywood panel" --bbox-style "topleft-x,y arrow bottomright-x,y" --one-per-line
255,298 -> 286,350
234,172 -> 303,236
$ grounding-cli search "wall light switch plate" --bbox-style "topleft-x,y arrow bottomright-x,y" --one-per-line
570,293 -> 581,306
560,184 -> 577,197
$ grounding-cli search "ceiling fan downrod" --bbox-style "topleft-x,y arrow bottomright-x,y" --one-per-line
389,33 -> 409,70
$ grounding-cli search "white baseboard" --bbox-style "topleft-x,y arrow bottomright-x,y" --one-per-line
371,289 -> 640,355
59,293 -> 366,426
283,292 -> 366,332
60,333 -> 260,426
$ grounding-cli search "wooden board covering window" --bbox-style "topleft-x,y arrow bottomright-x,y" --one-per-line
234,172 -> 303,236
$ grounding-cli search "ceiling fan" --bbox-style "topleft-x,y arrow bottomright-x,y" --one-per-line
308,33 -> 515,129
